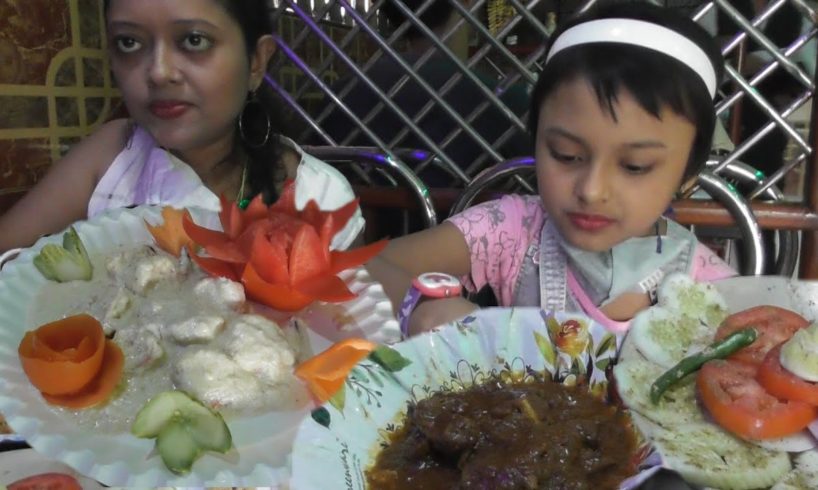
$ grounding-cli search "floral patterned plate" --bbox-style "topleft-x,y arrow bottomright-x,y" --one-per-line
289,307 -> 628,490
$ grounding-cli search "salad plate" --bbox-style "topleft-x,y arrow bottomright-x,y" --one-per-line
616,274 -> 818,489
0,206 -> 398,487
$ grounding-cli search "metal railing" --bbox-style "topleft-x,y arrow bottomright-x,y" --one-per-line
267,0 -> 818,276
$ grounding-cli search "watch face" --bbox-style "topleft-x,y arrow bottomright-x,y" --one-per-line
415,272 -> 462,297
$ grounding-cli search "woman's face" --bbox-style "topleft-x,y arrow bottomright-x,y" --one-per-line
106,0 -> 267,153
535,79 -> 696,252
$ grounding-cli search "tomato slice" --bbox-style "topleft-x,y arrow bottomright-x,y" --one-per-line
715,306 -> 809,365
757,343 -> 818,406
8,472 -> 82,490
697,359 -> 816,439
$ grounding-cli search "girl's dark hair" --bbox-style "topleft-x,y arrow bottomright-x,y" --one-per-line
529,3 -> 725,179
104,0 -> 290,204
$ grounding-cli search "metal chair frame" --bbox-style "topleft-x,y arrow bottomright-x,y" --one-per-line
302,145 -> 438,229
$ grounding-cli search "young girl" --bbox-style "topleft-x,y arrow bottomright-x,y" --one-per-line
376,3 -> 737,336
0,0 -> 362,254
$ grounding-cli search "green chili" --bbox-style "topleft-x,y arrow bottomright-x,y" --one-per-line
650,327 -> 758,404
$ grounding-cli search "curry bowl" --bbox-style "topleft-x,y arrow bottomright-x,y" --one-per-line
290,307 -> 645,489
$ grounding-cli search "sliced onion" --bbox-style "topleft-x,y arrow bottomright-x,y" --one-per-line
809,418 -> 818,441
750,429 -> 818,452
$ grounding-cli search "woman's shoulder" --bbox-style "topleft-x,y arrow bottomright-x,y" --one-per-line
55,119 -> 132,177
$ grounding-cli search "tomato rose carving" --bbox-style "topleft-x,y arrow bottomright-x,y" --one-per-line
183,181 -> 387,312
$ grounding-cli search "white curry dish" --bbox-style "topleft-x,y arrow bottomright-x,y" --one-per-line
0,206 -> 398,487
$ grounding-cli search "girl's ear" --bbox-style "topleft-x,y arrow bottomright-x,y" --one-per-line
249,34 -> 276,91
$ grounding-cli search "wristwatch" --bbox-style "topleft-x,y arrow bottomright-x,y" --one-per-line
398,272 -> 463,339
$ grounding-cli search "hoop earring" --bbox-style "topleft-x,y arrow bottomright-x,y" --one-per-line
238,90 -> 271,148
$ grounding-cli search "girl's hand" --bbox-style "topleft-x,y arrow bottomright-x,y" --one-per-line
408,297 -> 479,337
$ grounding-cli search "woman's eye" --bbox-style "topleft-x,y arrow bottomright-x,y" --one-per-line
182,33 -> 212,52
114,36 -> 142,53
549,148 -> 582,164
622,162 -> 653,175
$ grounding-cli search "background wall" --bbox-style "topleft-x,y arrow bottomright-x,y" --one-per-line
0,0 -> 118,213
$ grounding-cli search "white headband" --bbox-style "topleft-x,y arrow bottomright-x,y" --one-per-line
546,19 -> 717,98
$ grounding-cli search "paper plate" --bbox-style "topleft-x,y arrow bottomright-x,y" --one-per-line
0,206 -> 399,487
290,307 -> 630,489
617,275 -> 818,489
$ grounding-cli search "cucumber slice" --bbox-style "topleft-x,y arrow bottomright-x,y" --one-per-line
629,274 -> 727,368
614,358 -> 703,428
156,421 -> 200,475
131,390 -> 232,475
650,420 -> 791,490
772,450 -> 818,489
131,390 -> 212,438
188,410 -> 232,453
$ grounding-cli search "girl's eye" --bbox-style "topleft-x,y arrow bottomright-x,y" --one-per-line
181,33 -> 213,52
114,36 -> 142,53
622,162 -> 653,175
549,148 -> 583,164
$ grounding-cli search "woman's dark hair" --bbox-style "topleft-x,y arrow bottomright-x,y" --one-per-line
104,0 -> 290,204
529,2 -> 724,179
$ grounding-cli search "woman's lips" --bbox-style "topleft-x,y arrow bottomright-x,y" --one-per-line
149,101 -> 190,119
566,212 -> 615,231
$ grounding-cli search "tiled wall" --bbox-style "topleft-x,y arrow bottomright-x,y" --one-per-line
0,0 -> 119,213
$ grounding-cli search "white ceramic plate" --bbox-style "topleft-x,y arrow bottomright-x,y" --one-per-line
0,206 -> 399,487
289,307 -> 626,490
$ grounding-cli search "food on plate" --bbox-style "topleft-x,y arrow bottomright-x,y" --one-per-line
32,226 -> 93,282
759,344 -> 818,406
697,360 -> 817,440
181,181 -> 387,312
629,274 -> 728,368
615,357 -> 704,427
27,244 -> 306,433
714,305 -> 810,366
132,390 -> 232,475
144,206 -> 195,257
632,413 -> 792,489
616,275 -> 818,489
7,472 -> 83,490
0,412 -> 10,434
650,327 -> 757,404
41,339 -> 124,409
772,450 -> 818,489
17,314 -> 124,408
780,322 -> 818,382
294,337 -> 377,403
366,377 -> 636,489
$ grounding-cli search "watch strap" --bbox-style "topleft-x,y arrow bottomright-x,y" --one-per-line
398,285 -> 422,339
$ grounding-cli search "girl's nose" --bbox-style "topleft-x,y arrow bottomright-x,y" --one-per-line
575,162 -> 610,204
148,45 -> 182,86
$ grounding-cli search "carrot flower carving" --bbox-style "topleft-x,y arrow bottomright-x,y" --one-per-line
182,181 -> 387,312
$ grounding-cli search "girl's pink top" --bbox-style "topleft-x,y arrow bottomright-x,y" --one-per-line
447,194 -> 737,331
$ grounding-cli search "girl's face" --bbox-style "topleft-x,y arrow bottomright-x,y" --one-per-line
106,0 -> 270,154
535,79 -> 696,252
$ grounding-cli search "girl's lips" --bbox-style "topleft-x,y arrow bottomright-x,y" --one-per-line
566,212 -> 615,232
149,101 -> 190,119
